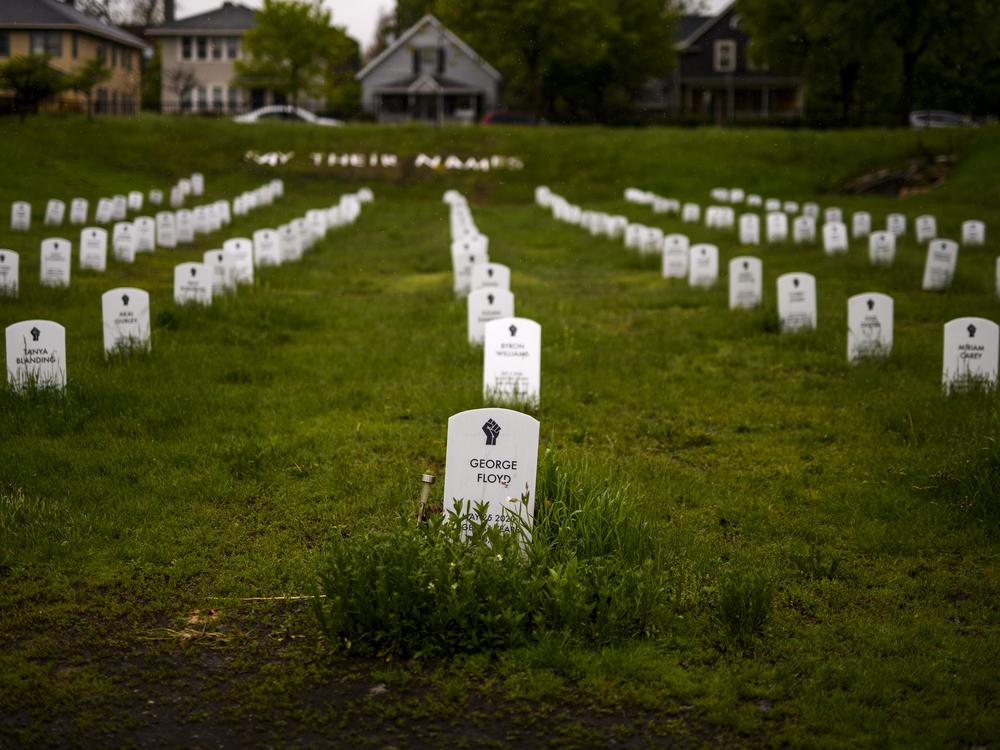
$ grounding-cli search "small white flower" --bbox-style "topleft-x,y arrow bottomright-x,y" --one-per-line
450,582 -> 458,591
427,582 -> 435,591
495,554 -> 503,562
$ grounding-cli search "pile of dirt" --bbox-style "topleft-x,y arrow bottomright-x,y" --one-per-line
841,154 -> 956,196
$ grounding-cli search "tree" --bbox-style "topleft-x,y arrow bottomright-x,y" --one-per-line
165,66 -> 198,113
0,55 -> 65,120
235,0 -> 352,109
74,0 -> 166,26
142,42 -> 162,111
70,57 -> 111,118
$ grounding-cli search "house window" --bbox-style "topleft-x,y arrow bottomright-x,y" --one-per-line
30,31 -> 62,57
181,36 -> 192,60
227,87 -> 239,111
714,40 -> 737,73
419,47 -> 438,73
197,86 -> 208,111
211,37 -> 223,60
226,37 -> 239,59
97,44 -> 106,64
0,31 -> 9,57
95,88 -> 108,114
71,32 -> 78,59
196,37 -> 207,60
212,85 -> 223,110
181,88 -> 192,112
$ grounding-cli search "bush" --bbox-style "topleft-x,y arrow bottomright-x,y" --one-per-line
715,569 -> 774,647
313,456 -> 675,657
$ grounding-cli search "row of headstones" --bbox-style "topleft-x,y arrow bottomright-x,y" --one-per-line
3,189 -> 375,390
539,187 -> 987,294
624,186 -> 988,247
0,180 -> 285,295
9,173 -> 207,232
536,187 -> 999,386
443,190 -> 541,408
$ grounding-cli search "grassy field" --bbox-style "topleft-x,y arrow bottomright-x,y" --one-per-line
1,115 -> 998,748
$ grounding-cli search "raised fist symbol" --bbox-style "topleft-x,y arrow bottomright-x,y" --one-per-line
482,418 -> 501,446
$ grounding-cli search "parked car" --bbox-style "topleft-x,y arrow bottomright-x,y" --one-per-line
909,110 -> 975,128
233,105 -> 343,126
481,110 -> 539,126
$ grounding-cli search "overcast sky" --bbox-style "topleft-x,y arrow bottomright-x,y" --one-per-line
177,0 -> 731,50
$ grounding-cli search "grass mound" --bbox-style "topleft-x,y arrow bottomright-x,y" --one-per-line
313,455 -> 675,657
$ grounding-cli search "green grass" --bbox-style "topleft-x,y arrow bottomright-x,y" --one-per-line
1,114 -> 998,748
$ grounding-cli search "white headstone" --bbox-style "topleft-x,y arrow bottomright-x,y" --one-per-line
95,198 -> 114,224
69,198 -> 88,225
868,231 -> 896,266
746,194 -> 762,208
279,224 -> 302,263
112,195 -> 128,221
40,238 -> 71,287
442,407 -> 540,537
921,239 -> 959,291
961,220 -> 985,247
253,229 -> 282,267
688,243 -> 719,288
148,189 -> 163,206
215,199 -> 231,226
942,318 -> 999,391
997,257 -> 1000,299
452,238 -> 489,296
468,288 -> 514,345
191,173 -> 205,196
11,201 -> 31,231
847,293 -> 893,362
175,209 -> 194,244
852,211 -> 871,238
777,273 -> 817,332
738,213 -> 760,246
802,202 -> 820,219
112,222 -> 136,263
823,221 -> 849,255
765,198 -> 781,212
887,213 -> 906,236
710,188 -> 730,203
823,207 -> 843,224
766,211 -> 788,243
915,215 -> 937,244
483,317 -> 540,406
471,262 -> 511,291
169,186 -> 184,208
783,201 -> 799,215
204,249 -> 234,295
102,287 -> 151,354
193,206 -> 212,235
681,203 -> 700,223
624,223 -> 643,250
5,320 -> 66,391
173,262 -> 212,305
0,249 -> 19,297
127,191 -> 143,212
134,216 -> 156,252
155,212 -> 177,249
223,238 -> 254,285
728,256 -> 762,310
79,227 -> 108,271
730,188 -> 745,205
661,234 -> 690,279
793,216 -> 816,244
44,199 -> 66,226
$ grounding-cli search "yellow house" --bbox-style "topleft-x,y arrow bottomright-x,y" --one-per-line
0,0 -> 146,115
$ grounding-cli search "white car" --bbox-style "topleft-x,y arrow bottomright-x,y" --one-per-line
909,110 -> 974,128
233,105 -> 342,126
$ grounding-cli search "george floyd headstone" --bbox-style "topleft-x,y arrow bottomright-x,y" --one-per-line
688,243 -> 719,288
70,198 -> 88,225
962,220 -> 985,246
112,222 -> 136,263
766,211 -> 788,243
111,195 -> 128,221
868,231 -> 896,266
253,229 -> 282,267
40,238 -> 71,287
148,189 -> 163,206
887,213 -> 906,236
102,287 -> 151,354
11,201 -> 31,231
483,317 -> 540,406
471,262 -> 511,292
728,256 -> 763,310
915,215 -> 937,244
134,216 -> 156,252
155,211 -> 177,249
442,407 -> 540,537
847,293 -> 893,362
127,191 -> 143,212
793,216 -> 816,244
852,211 -> 871,239
468,288 -> 514,345
777,272 -> 817,332
682,203 -> 700,223
79,227 -> 108,271
223,238 -> 254,286
5,320 -> 66,391
739,213 -> 761,246
0,250 -> 19,297
921,239 -> 959,291
44,199 -> 66,226
661,234 -> 690,279
175,209 -> 195,244
823,221 -> 849,255
173,262 -> 212,305
95,198 -> 114,224
942,317 -> 999,391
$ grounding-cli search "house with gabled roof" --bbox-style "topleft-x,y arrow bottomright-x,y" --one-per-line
0,0 -> 146,115
641,1 -> 804,123
357,15 -> 501,124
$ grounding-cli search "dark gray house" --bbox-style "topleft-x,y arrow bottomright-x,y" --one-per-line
642,1 -> 804,123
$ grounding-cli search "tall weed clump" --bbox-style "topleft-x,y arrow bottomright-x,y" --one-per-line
313,456 -> 675,657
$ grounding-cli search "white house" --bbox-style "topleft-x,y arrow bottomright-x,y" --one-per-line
356,15 -> 501,124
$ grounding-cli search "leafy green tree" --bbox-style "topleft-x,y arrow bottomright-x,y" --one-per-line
235,0 -> 352,109
142,42 -> 162,112
70,57 -> 111,119
0,55 -> 65,120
